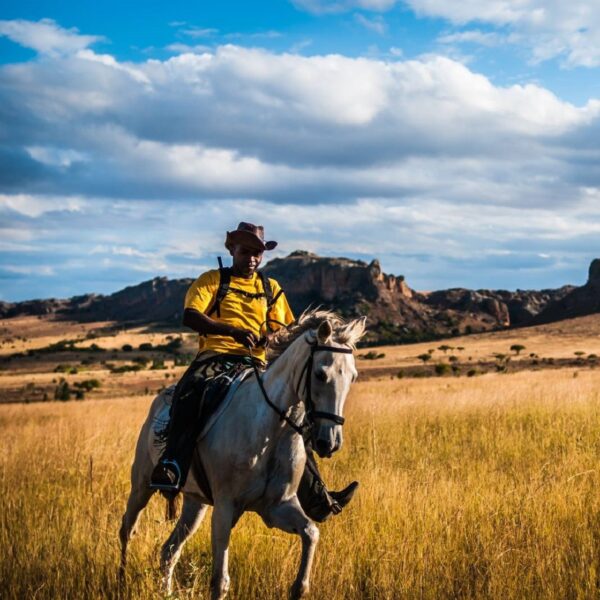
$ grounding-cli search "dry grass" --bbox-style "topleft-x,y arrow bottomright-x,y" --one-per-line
0,315 -> 197,356
3,368 -> 600,599
358,313 -> 600,374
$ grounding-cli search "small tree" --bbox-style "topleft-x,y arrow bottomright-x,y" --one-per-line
434,363 -> 451,376
510,344 -> 526,355
417,353 -> 432,364
438,344 -> 452,354
54,380 -> 71,401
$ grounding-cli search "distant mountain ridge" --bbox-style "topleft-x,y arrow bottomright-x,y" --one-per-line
0,251 -> 596,345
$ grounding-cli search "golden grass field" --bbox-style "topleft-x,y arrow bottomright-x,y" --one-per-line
2,315 -> 600,598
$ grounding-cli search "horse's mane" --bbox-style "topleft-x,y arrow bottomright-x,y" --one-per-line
267,308 -> 365,362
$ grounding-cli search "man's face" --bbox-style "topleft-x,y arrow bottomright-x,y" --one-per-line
230,243 -> 264,277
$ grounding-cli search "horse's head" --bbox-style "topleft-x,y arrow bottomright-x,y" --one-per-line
304,316 -> 366,458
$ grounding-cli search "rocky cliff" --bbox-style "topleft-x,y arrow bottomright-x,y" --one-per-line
0,278 -> 192,324
531,259 -> 600,324
262,251 -> 575,343
0,252 -> 593,345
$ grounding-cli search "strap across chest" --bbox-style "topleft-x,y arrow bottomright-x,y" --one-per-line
207,259 -> 282,324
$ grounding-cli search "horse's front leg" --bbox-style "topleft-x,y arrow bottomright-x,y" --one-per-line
210,500 -> 236,600
261,497 -> 319,600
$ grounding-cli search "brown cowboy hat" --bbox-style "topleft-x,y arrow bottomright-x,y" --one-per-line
225,222 -> 278,251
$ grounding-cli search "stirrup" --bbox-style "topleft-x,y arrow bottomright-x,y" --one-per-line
149,459 -> 182,491
328,495 -> 343,515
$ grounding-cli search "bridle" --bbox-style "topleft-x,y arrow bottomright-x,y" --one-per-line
250,338 -> 353,436
295,342 -> 352,426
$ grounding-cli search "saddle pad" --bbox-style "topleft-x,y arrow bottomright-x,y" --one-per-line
198,367 -> 252,440
151,367 -> 253,447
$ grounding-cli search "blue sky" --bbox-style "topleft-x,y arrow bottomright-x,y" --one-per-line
1,0 -> 600,301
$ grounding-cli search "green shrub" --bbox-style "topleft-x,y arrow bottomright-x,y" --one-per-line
54,381 -> 71,401
434,363 -> 451,376
359,351 -> 385,360
108,364 -> 143,374
74,379 -> 101,392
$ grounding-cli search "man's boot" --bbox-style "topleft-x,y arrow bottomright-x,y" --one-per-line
298,447 -> 359,522
329,481 -> 359,514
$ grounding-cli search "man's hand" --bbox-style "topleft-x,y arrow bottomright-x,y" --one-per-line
230,328 -> 259,348
183,310 -> 261,349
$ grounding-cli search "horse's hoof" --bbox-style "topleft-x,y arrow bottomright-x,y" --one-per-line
289,581 -> 309,600
161,570 -> 174,596
210,576 -> 230,600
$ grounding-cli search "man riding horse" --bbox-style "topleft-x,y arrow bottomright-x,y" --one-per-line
150,221 -> 357,522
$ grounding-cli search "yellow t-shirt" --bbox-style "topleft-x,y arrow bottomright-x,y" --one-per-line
184,269 -> 295,362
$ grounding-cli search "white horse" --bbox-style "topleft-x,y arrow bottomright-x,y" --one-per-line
119,310 -> 366,599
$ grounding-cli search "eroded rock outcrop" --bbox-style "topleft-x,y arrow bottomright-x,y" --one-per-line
532,259 -> 600,324
1,253 -> 597,345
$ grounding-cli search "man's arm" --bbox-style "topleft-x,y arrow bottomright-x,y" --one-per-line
183,308 -> 259,348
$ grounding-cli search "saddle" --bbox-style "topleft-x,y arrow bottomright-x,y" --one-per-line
152,354 -> 254,502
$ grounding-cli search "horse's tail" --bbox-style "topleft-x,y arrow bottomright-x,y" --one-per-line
165,494 -> 181,521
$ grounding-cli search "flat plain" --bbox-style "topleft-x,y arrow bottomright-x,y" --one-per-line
1,313 -> 600,599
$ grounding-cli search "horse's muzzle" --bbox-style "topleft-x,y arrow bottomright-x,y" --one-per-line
313,424 -> 343,458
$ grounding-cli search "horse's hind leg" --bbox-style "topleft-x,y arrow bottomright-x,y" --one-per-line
160,495 -> 208,594
260,497 -> 319,600
119,482 -> 154,581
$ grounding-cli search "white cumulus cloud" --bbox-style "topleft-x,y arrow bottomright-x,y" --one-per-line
0,18 -> 103,56
407,0 -> 600,67
1,19 -> 600,298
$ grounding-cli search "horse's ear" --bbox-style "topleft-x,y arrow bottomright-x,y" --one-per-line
353,316 -> 367,339
317,320 -> 333,344
338,316 -> 367,345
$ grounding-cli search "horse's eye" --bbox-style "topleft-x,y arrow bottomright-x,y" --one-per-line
315,368 -> 327,383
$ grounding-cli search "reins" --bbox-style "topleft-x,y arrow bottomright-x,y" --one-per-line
248,337 -> 353,436
248,334 -> 353,515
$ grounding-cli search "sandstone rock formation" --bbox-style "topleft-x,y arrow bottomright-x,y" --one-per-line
532,259 -> 600,324
0,253 -> 595,345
